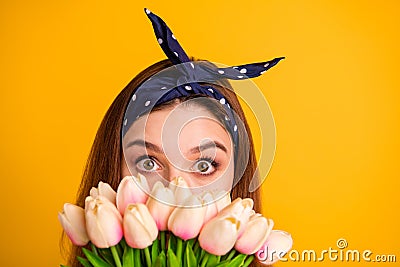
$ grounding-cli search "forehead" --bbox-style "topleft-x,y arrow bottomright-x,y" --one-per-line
123,104 -> 232,152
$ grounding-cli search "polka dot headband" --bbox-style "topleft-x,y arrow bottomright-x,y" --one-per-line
122,8 -> 284,147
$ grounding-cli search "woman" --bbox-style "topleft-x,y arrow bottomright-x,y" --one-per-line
64,9 -> 284,266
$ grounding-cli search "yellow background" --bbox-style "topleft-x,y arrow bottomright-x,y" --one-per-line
0,0 -> 399,266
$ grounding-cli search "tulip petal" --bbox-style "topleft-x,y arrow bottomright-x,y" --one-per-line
214,191 -> 231,212
147,182 -> 175,231
117,176 -> 149,215
199,216 -> 240,255
98,182 -> 117,204
168,177 -> 192,205
256,230 -> 293,265
202,192 -> 218,224
167,195 -> 206,240
85,196 -> 123,248
58,203 -> 89,246
124,203 -> 158,248
235,216 -> 273,254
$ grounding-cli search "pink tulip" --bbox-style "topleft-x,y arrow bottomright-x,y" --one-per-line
256,230 -> 293,265
90,181 -> 117,205
198,215 -> 241,255
167,194 -> 206,240
201,190 -> 231,224
123,203 -> 158,249
116,175 -> 150,215
235,214 -> 274,254
58,203 -> 89,246
202,192 -> 218,224
168,177 -> 192,206
146,182 -> 175,231
85,196 -> 123,248
213,191 -> 231,212
218,198 -> 254,237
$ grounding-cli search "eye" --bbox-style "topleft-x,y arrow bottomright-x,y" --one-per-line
192,158 -> 216,175
136,157 -> 161,172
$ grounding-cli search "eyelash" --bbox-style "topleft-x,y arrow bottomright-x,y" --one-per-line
194,156 -> 220,176
133,155 -> 220,176
134,155 -> 162,173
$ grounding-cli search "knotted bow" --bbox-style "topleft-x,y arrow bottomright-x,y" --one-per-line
122,8 -> 284,149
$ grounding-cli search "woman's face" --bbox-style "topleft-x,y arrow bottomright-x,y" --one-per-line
122,103 -> 234,194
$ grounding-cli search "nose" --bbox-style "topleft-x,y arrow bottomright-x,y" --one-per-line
166,164 -> 192,186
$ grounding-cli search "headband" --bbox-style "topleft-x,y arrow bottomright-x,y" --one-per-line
122,8 -> 284,148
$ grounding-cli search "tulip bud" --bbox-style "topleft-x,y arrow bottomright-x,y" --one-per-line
58,203 -> 89,246
167,194 -> 206,240
201,192 -> 218,224
90,181 -> 117,205
116,175 -> 150,215
235,214 -> 274,254
146,182 -> 175,231
256,230 -> 293,265
85,196 -> 123,248
218,198 -> 254,236
213,190 -> 231,212
199,215 -> 240,255
168,177 -> 192,206
123,203 -> 158,249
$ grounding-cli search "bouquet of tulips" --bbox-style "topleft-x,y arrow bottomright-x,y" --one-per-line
58,175 -> 292,267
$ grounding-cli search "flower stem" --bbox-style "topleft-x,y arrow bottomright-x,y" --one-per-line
226,249 -> 236,260
160,231 -> 166,252
134,248 -> 141,266
110,246 -> 122,267
144,247 -> 152,267
176,237 -> 183,264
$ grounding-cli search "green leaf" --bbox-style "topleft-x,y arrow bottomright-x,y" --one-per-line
77,256 -> 93,267
242,255 -> 254,267
226,254 -> 246,267
225,250 -> 236,261
214,261 -> 229,267
152,238 -> 160,262
98,249 -> 115,266
120,238 -> 127,250
152,251 -> 166,267
199,252 -> 209,267
185,243 -> 197,267
168,234 -> 176,251
167,248 -> 179,267
82,248 -> 111,267
205,254 -> 219,267
122,246 -> 134,267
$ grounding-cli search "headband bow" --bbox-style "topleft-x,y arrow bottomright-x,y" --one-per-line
122,8 -> 284,149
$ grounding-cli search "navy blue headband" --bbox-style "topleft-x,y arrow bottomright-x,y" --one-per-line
122,8 -> 284,147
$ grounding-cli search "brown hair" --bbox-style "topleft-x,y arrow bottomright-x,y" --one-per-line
63,58 -> 262,267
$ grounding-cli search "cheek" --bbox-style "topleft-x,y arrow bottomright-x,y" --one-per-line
187,159 -> 235,192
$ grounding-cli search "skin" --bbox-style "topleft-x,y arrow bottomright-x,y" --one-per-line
121,103 -> 234,194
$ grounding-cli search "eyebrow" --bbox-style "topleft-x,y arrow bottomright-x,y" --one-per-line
126,139 -> 228,155
125,140 -> 163,154
190,140 -> 228,154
